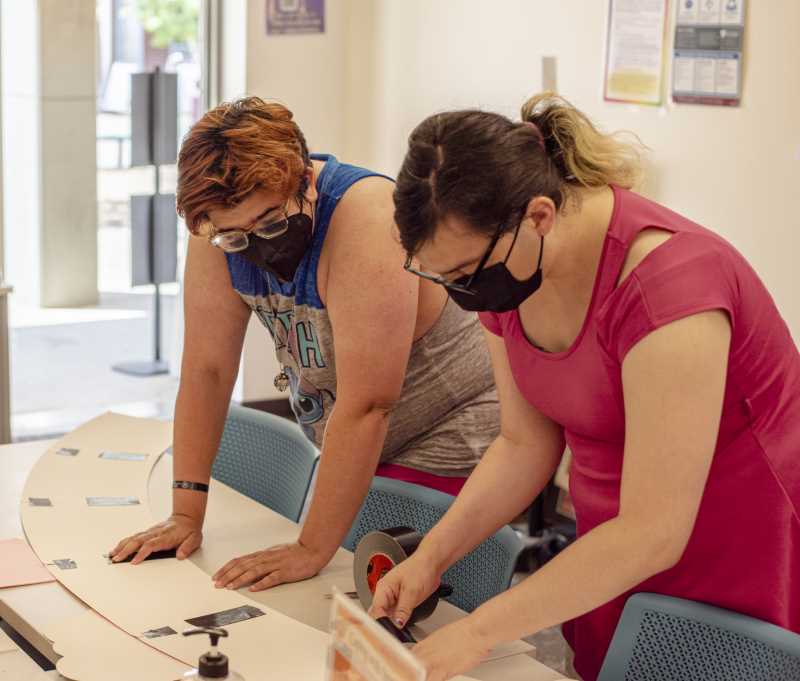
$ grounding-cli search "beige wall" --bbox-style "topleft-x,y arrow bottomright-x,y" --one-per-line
344,0 -> 800,341
245,0 -> 349,156
235,0 -> 799,402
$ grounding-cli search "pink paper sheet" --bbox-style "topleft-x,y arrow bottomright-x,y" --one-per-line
0,537 -> 55,588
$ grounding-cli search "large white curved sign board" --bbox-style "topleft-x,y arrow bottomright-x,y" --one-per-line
21,413 -> 329,680
20,414 -> 542,681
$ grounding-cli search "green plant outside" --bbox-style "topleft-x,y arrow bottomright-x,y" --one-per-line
135,0 -> 198,49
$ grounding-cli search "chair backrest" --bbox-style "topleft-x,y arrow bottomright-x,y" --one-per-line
211,404 -> 319,523
343,476 -> 522,613
598,592 -> 800,681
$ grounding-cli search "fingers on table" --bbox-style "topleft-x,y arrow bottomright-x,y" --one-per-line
249,571 -> 284,592
110,532 -> 151,562
131,533 -> 175,565
176,532 -> 201,560
215,553 -> 286,590
215,556 -> 262,588
212,551 -> 262,582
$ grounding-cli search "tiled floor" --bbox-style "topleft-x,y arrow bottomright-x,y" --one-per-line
528,625 -> 576,678
6,163 -> 183,442
9,291 -> 180,441
511,565 -> 577,678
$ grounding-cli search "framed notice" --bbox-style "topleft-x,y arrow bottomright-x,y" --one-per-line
672,0 -> 746,106
266,0 -> 325,35
326,592 -> 425,681
604,0 -> 670,105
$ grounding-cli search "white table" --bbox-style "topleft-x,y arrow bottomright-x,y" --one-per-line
1,439 -> 566,680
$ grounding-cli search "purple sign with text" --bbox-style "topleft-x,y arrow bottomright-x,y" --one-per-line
266,0 -> 325,35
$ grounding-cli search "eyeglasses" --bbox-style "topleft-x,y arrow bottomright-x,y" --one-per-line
206,207 -> 293,253
403,210 -> 523,295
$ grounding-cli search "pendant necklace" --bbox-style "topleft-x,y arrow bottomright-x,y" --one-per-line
265,277 -> 290,393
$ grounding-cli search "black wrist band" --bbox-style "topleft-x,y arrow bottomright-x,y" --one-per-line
173,480 -> 209,493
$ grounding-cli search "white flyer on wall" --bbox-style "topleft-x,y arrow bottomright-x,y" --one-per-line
672,0 -> 746,106
604,0 -> 669,105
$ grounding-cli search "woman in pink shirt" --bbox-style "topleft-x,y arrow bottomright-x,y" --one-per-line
370,93 -> 800,681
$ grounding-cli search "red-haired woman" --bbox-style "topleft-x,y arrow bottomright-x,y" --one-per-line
371,94 -> 800,680
109,98 -> 499,590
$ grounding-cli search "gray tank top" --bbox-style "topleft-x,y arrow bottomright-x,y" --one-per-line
225,154 -> 498,475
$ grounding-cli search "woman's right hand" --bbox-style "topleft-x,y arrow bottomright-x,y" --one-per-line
368,552 -> 443,629
109,514 -> 203,565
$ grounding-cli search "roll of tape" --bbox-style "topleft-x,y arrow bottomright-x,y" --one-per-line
353,527 -> 439,625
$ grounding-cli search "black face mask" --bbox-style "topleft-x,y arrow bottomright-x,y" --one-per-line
238,211 -> 313,282
446,236 -> 544,313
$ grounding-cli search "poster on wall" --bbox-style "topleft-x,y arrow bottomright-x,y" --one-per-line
604,0 -> 670,105
266,0 -> 325,36
672,0 -> 746,106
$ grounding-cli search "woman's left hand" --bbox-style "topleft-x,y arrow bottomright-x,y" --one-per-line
412,619 -> 492,681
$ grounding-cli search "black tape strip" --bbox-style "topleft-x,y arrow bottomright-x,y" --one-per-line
87,496 -> 141,507
142,626 -> 177,639
111,548 -> 177,563
50,559 -> 77,570
376,617 -> 417,644
185,605 -> 265,629
99,451 -> 147,462
29,497 -> 52,507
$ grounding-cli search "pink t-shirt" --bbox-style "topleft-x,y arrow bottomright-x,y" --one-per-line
375,463 -> 467,496
480,186 -> 800,681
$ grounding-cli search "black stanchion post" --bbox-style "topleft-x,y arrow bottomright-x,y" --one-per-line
112,67 -> 177,377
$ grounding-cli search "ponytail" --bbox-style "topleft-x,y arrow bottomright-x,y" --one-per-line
521,92 -> 643,190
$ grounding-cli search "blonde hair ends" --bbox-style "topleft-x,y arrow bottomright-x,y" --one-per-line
521,92 -> 644,191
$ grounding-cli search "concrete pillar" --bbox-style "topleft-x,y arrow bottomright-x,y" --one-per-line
2,0 -> 97,308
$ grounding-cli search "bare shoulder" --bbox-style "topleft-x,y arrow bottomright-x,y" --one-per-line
317,173 -> 402,303
331,175 -> 395,226
617,227 -> 674,286
326,174 -> 397,253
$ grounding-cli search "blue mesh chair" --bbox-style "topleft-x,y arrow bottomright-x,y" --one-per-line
211,404 -> 319,523
598,592 -> 800,681
343,476 -> 522,613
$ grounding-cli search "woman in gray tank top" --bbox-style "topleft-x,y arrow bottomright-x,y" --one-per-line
109,97 -> 499,591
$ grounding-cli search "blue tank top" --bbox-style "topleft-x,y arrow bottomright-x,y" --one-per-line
225,153 -> 388,308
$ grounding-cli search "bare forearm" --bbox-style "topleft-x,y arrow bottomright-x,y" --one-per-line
298,402 -> 391,562
420,435 -> 560,573
470,516 -> 676,647
171,366 -> 237,523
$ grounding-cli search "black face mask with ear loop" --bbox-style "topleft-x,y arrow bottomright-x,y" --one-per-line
237,210 -> 313,282
446,235 -> 545,313
238,180 -> 314,282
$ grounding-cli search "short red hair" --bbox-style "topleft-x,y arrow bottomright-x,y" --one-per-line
177,97 -> 310,234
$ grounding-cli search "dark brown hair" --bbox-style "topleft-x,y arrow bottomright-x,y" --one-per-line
177,97 -> 310,234
394,92 -> 643,255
